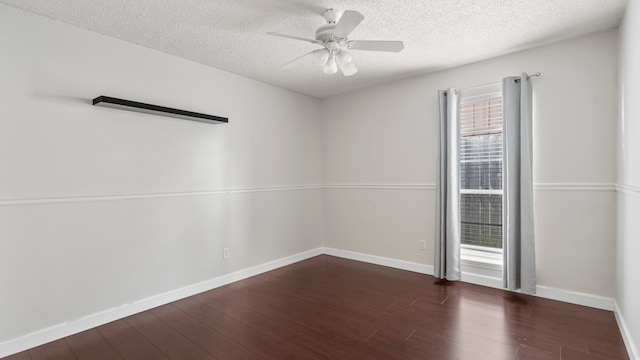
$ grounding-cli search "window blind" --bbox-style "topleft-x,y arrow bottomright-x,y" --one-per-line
459,97 -> 503,249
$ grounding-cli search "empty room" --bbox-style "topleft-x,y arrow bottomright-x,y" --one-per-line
1,0 -> 639,359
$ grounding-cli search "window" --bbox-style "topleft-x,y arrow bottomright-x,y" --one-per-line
459,84 -> 503,266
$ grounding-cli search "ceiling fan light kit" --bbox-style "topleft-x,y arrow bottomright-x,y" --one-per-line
267,8 -> 404,77
324,56 -> 338,74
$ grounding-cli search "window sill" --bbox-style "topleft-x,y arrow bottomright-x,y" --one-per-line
461,246 -> 503,271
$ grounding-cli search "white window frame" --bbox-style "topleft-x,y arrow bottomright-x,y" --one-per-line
459,83 -> 503,271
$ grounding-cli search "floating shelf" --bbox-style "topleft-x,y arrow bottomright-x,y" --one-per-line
92,96 -> 228,125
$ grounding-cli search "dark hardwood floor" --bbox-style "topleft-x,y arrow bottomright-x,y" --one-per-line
4,255 -> 629,359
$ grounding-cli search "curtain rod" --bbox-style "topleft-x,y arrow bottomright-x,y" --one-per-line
456,72 -> 542,91
515,72 -> 541,83
527,72 -> 541,79
463,72 -> 542,89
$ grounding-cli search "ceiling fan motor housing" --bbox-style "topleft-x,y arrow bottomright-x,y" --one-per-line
315,24 -> 337,42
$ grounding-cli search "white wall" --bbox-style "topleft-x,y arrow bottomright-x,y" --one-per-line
0,3 -> 322,348
618,0 -> 640,355
322,30 -> 619,297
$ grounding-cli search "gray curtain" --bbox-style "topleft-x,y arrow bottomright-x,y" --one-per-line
434,88 -> 461,281
503,74 -> 536,294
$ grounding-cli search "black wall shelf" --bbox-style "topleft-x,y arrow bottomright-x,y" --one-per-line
92,96 -> 228,125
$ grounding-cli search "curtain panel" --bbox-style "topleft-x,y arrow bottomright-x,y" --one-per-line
503,74 -> 536,294
434,88 -> 461,281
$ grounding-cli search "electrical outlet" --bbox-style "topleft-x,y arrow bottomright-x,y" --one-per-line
419,240 -> 426,250
223,247 -> 230,259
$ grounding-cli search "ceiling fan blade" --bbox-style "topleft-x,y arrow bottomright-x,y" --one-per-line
336,50 -> 358,76
348,40 -> 405,52
333,10 -> 364,38
267,32 -> 321,44
283,49 -> 328,69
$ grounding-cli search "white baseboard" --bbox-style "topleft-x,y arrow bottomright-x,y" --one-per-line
0,247 -> 323,358
614,302 -> 640,360
535,285 -> 614,311
323,248 -> 509,292
323,247 -> 434,275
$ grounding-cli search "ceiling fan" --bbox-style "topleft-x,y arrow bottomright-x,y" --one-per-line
267,9 -> 404,76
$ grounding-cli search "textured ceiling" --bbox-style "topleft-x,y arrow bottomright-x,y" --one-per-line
0,0 -> 629,98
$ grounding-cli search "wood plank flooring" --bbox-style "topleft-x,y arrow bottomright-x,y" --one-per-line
3,255 -> 629,359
